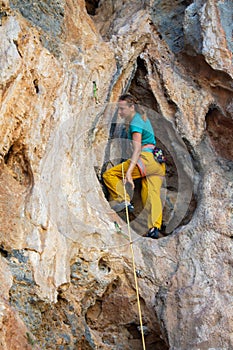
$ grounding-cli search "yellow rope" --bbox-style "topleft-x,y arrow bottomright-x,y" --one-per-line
121,162 -> 146,350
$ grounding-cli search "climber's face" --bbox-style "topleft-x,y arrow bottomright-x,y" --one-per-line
118,100 -> 135,121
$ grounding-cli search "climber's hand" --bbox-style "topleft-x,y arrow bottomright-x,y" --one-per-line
124,170 -> 135,190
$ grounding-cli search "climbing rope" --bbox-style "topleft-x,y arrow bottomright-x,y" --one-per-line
121,162 -> 147,350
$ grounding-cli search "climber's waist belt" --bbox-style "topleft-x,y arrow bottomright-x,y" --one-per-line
141,144 -> 156,153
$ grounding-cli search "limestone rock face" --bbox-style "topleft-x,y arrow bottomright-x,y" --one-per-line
0,0 -> 232,349
184,0 -> 233,79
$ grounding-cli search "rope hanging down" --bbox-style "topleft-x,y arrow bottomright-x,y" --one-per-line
121,162 -> 147,350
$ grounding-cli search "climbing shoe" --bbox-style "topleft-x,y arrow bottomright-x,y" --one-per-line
112,201 -> 134,213
127,203 -> 135,213
146,227 -> 160,239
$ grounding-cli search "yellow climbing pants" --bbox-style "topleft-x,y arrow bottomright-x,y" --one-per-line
103,152 -> 166,229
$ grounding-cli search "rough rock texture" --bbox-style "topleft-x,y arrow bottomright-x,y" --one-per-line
0,0 -> 232,349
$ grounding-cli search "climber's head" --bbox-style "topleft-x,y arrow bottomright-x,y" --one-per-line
118,94 -> 147,121
118,94 -> 136,120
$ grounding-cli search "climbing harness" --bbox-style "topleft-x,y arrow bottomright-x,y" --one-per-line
121,162 -> 147,350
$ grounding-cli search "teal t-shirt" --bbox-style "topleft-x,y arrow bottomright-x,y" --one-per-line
128,112 -> 156,146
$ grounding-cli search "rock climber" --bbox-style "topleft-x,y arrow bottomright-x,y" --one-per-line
103,94 -> 166,238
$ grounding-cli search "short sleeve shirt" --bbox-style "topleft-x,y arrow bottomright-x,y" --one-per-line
128,113 -> 156,145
